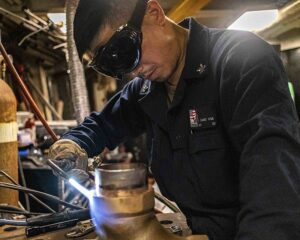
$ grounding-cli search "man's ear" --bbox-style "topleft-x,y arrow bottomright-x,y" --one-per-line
144,0 -> 166,26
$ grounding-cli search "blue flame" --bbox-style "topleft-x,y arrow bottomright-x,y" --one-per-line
68,178 -> 92,199
89,194 -> 117,237
68,178 -> 116,237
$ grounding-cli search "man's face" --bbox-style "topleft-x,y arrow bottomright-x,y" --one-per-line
89,1 -> 179,82
130,20 -> 179,82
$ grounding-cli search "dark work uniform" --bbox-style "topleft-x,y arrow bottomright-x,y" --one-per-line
63,18 -> 300,239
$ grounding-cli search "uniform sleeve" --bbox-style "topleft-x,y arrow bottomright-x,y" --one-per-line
62,79 -> 146,157
220,33 -> 300,239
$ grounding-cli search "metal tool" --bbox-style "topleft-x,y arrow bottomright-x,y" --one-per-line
46,159 -> 71,180
26,219 -> 78,237
66,220 -> 95,238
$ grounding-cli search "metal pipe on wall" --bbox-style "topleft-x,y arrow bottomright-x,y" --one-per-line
26,76 -> 62,120
0,7 -> 65,41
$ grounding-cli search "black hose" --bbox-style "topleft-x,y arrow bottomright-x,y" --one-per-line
0,170 -> 56,213
27,209 -> 90,226
0,204 -> 28,212
0,205 -> 43,215
1,204 -> 33,215
0,209 -> 43,216
0,209 -> 90,227
0,182 -> 83,210
0,219 -> 27,226
18,156 -> 30,211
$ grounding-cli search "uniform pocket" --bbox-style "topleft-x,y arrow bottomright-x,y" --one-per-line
189,131 -> 225,154
188,131 -> 238,206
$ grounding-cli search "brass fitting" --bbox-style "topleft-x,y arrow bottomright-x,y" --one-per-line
93,187 -> 154,216
91,163 -> 208,240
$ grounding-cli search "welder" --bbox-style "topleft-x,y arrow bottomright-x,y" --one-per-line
49,0 -> 300,239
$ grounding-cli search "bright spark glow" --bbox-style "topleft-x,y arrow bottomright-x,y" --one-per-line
228,10 -> 278,31
69,178 -> 115,236
89,195 -> 116,237
47,13 -> 67,33
69,178 -> 92,199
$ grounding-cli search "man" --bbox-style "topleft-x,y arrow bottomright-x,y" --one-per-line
49,0 -> 300,239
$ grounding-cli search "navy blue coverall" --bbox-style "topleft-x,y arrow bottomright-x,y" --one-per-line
63,18 -> 300,239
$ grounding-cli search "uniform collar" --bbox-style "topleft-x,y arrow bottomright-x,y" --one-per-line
179,18 -> 209,80
138,80 -> 169,131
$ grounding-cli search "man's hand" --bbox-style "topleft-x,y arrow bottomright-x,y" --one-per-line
49,139 -> 88,182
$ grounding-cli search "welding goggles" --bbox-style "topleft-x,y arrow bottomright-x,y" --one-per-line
89,0 -> 148,79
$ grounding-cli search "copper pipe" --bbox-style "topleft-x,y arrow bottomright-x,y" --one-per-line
0,42 -> 58,141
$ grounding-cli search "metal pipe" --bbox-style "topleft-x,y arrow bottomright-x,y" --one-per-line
25,73 -> 63,120
0,7 -> 66,41
23,8 -> 49,27
24,8 -> 65,35
66,0 -> 90,124
0,7 -> 41,29
0,170 -> 56,213
0,182 -> 82,210
91,163 -> 208,240
18,156 -> 30,211
95,163 -> 147,190
18,25 -> 49,47
0,41 -> 58,141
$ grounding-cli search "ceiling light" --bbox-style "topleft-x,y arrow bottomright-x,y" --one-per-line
47,13 -> 67,33
228,9 -> 278,31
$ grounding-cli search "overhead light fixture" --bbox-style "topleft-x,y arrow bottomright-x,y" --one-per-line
228,9 -> 278,31
47,13 -> 67,33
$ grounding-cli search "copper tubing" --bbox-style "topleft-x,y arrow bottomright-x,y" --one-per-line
0,42 -> 58,141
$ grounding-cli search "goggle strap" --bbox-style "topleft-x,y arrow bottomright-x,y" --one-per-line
128,0 -> 148,30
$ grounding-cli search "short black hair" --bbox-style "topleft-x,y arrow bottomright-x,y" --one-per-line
74,0 -> 138,60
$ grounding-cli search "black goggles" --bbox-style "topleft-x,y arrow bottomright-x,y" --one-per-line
89,0 -> 148,79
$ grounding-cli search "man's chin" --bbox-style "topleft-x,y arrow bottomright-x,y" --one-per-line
148,76 -> 167,82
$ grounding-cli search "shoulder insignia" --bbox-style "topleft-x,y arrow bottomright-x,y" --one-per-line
140,80 -> 151,95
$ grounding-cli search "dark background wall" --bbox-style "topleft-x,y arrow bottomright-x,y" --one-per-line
282,48 -> 300,117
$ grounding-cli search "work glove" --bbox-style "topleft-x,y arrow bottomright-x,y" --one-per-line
49,139 -> 89,182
